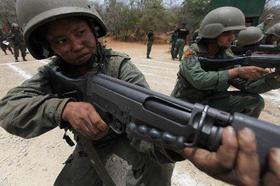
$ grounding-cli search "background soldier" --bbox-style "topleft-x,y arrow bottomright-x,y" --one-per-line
146,30 -> 154,59
9,23 -> 27,62
257,14 -> 274,34
173,22 -> 189,61
265,22 -> 280,45
233,26 -> 264,55
0,29 -> 13,55
171,7 -> 280,118
169,29 -> 178,60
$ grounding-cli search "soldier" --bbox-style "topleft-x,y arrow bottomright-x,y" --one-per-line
265,23 -> 280,45
9,23 -> 27,62
233,26 -> 264,55
257,14 -> 274,34
0,29 -> 13,55
169,29 -> 178,60
173,23 -> 189,61
0,1 -> 280,186
171,6 -> 280,118
146,30 -> 154,59
236,26 -> 264,47
0,0 -> 175,185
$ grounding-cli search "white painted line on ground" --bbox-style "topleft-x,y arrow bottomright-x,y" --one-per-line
142,72 -> 175,81
136,64 -> 178,71
132,57 -> 179,66
7,64 -> 32,80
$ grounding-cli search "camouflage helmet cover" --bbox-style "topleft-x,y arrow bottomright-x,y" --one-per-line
236,26 -> 264,46
16,0 -> 107,59
199,6 -> 246,39
266,23 -> 280,38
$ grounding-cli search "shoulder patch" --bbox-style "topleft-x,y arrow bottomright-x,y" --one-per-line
184,49 -> 193,57
187,56 -> 197,66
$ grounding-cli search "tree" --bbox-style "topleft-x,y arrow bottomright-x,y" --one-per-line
180,0 -> 211,30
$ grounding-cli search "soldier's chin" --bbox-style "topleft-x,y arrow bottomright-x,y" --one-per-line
219,44 -> 231,49
74,54 -> 92,65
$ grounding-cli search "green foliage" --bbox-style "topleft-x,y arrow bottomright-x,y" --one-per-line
180,0 -> 211,30
0,0 -> 16,28
101,0 -> 179,40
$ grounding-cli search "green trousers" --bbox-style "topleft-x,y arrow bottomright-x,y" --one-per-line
54,135 -> 174,186
13,43 -> 26,61
174,39 -> 185,61
146,41 -> 153,58
206,91 -> 265,118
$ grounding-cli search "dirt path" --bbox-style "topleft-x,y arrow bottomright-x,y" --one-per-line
0,40 -> 279,186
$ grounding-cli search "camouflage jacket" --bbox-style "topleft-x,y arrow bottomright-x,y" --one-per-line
171,43 -> 280,103
0,49 -> 182,162
0,49 -> 148,137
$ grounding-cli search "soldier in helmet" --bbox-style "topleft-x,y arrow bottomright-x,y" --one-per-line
232,26 -> 264,55
171,6 -> 280,118
265,23 -> 280,45
0,2 -> 280,186
9,23 -> 27,62
257,14 -> 274,34
0,0 -> 175,185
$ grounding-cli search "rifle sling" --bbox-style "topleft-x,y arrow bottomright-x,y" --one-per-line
80,137 -> 116,186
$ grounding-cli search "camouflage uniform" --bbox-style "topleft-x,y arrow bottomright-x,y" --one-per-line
170,32 -> 178,59
171,43 -> 280,117
173,26 -> 189,61
0,0 -> 178,185
0,49 -> 176,186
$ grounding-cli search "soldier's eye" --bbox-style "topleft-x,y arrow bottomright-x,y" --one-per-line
77,29 -> 85,37
55,38 -> 67,45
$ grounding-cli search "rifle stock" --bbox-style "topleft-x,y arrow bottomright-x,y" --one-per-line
50,69 -> 280,170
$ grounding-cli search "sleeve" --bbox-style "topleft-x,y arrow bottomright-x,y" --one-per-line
180,55 -> 230,91
0,66 -> 71,138
118,60 -> 150,89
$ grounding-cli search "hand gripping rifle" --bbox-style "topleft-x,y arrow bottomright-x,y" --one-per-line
52,70 -> 280,170
198,54 -> 280,79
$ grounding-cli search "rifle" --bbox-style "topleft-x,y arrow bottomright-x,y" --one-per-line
232,44 -> 280,55
198,54 -> 280,78
256,44 -> 280,54
50,69 -> 280,170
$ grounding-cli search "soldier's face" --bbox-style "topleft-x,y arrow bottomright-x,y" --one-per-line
217,31 -> 235,48
46,17 -> 97,65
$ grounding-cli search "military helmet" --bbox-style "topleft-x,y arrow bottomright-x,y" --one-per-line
266,23 -> 280,38
16,0 -> 107,59
199,6 -> 245,39
236,27 -> 264,46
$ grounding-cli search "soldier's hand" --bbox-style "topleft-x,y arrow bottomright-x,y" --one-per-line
229,66 -> 268,80
274,74 -> 280,82
62,101 -> 109,140
181,127 -> 280,185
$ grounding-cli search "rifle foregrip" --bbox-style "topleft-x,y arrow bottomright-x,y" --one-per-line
231,113 -> 280,168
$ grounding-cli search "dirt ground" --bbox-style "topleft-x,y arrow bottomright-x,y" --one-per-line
0,39 -> 279,186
